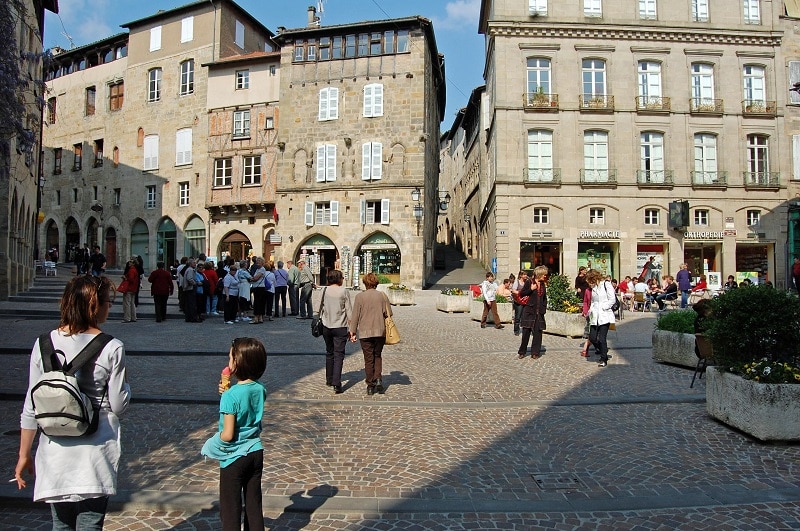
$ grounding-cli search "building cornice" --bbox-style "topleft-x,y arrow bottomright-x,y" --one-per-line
486,23 -> 782,47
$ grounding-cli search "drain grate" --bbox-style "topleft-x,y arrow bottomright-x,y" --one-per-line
531,473 -> 584,492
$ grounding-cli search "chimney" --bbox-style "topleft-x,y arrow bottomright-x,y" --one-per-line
307,6 -> 319,27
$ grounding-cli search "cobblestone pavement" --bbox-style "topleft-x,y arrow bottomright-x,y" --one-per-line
0,267 -> 798,529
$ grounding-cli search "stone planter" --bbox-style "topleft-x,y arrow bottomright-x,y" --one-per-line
436,294 -> 471,313
652,329 -> 697,368
469,300 -> 513,323
542,310 -> 585,338
706,367 -> 800,442
386,288 -> 415,306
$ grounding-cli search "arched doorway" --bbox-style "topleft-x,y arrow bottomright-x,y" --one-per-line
130,219 -> 149,267
86,217 -> 99,249
297,234 -> 338,286
105,227 -> 117,268
263,228 -> 276,264
65,217 -> 80,262
184,216 -> 206,258
219,231 -> 252,263
356,231 -> 401,284
157,218 -> 177,266
45,220 -> 59,257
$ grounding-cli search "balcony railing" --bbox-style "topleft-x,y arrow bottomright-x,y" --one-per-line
524,167 -> 561,184
636,169 -> 674,185
636,96 -> 671,112
580,94 -> 614,111
691,171 -> 728,187
741,99 -> 777,116
743,171 -> 780,189
580,168 -> 617,185
690,98 -> 723,114
523,92 -> 559,111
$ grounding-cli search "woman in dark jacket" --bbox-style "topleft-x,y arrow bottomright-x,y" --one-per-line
517,265 -> 548,360
147,261 -> 174,322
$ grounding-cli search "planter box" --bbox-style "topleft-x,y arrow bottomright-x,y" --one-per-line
386,289 -> 415,306
543,310 -> 585,338
469,300 -> 513,323
652,330 -> 697,368
436,294 -> 471,313
706,367 -> 800,442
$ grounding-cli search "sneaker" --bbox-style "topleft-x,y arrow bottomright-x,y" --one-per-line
225,321 -> 235,324
598,361 -> 608,367
235,318 -> 242,322
242,317 -> 252,321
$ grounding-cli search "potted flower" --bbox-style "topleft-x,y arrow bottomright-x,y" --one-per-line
703,286 -> 800,441
470,294 -> 513,324
437,287 -> 471,313
385,283 -> 415,306
543,274 -> 585,338
652,310 -> 697,368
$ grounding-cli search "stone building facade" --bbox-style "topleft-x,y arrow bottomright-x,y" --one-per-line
273,10 -> 445,288
442,0 -> 800,287
39,0 -> 274,271
1,0 -> 58,299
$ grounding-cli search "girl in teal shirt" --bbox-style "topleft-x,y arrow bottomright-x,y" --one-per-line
202,337 -> 267,531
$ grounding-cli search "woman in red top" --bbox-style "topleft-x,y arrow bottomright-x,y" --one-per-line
147,261 -> 174,322
691,274 -> 708,292
120,259 -> 140,322
202,262 -> 219,316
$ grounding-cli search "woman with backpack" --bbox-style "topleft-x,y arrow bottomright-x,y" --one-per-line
15,275 -> 131,529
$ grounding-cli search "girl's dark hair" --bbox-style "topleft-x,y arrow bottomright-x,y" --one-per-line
327,269 -> 344,286
230,337 -> 267,380
60,275 -> 115,335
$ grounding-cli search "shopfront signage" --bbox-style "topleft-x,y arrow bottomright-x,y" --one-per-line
579,230 -> 620,239
684,231 -> 724,239
723,229 -> 736,237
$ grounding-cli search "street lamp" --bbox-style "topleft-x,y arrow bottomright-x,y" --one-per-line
411,187 -> 421,202
411,188 -> 423,236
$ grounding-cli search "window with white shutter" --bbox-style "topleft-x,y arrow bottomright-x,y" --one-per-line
150,26 -> 162,52
318,87 -> 339,120
305,201 -> 314,226
361,142 -> 382,180
316,144 -> 337,182
790,61 -> 800,104
330,201 -> 339,225
793,135 -> 800,180
175,128 -> 192,166
235,20 -> 245,48
363,83 -> 384,117
143,134 -> 159,170
381,198 -> 390,224
181,17 -> 193,43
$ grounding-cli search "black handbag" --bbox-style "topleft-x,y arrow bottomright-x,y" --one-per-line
311,287 -> 326,337
607,282 -> 620,312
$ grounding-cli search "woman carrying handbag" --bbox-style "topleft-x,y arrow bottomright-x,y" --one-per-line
349,273 -> 393,395
319,270 -> 352,394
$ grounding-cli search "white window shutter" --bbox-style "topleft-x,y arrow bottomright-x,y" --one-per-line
363,85 -> 373,117
373,84 -> 383,116
330,201 -> 339,225
372,142 -> 382,179
305,202 -> 314,226
326,144 -> 337,181
791,62 -> 800,104
318,88 -> 328,120
329,88 -> 339,119
181,17 -> 193,43
362,143 -> 371,180
360,198 -> 366,225
316,146 -> 326,182
381,198 -> 390,225
794,135 -> 800,180
235,20 -> 245,48
150,27 -> 161,51
144,135 -> 159,170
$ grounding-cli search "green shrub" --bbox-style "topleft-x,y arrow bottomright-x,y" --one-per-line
473,294 -> 509,303
546,274 -> 582,313
377,274 -> 391,284
655,309 -> 695,334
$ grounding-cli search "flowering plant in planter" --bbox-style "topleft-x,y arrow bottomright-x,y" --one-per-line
388,283 -> 410,291
440,287 -> 465,296
474,294 -> 510,303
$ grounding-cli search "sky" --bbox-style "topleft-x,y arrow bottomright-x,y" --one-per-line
43,0 -> 486,130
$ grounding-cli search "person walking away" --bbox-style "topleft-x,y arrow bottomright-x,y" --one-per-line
15,275 -> 131,529
319,270 -> 352,394
297,260 -> 315,319
676,263 -> 692,308
223,264 -> 240,324
287,260 -> 300,315
480,272 -> 505,329
74,244 -> 86,275
201,338 -> 267,531
121,259 -> 139,322
88,245 -> 106,278
148,261 -> 173,322
249,258 -> 267,324
511,270 -> 528,336
349,273 -> 391,395
273,261 -> 290,317
517,265 -> 548,360
586,269 -> 616,367
183,259 -> 199,322
236,261 -> 253,322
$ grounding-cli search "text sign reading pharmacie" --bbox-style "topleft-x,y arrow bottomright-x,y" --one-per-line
579,230 -> 620,239
684,231 -> 725,239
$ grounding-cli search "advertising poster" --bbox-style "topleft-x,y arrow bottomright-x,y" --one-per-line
706,272 -> 722,291
735,272 -> 759,285
578,251 -> 612,277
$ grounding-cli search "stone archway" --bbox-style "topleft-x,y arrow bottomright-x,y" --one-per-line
219,231 -> 252,263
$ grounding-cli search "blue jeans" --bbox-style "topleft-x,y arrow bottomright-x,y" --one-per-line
680,290 -> 690,308
51,497 -> 108,530
206,294 -> 218,314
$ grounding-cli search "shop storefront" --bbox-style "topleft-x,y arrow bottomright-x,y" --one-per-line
577,230 -> 620,279
736,241 -> 773,285
358,232 -> 401,284
520,240 -> 562,275
683,231 -> 723,281
298,234 -> 337,286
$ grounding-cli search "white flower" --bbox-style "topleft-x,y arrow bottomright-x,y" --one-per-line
763,366 -> 771,376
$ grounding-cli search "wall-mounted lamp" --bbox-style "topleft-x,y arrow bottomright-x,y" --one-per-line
411,187 -> 421,202
413,203 -> 423,236
277,141 -> 286,152
344,137 -> 352,148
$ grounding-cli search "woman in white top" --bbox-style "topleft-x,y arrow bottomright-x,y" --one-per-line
586,269 -> 616,367
16,275 -> 131,529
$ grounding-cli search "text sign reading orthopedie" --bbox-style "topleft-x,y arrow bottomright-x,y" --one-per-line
684,231 -> 725,239
579,230 -> 620,239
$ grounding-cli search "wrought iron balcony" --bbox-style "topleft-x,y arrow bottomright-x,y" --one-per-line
523,92 -> 559,111
743,171 -> 780,189
580,168 -> 617,185
691,171 -> 727,188
636,170 -> 674,185
580,94 -> 614,111
636,96 -> 671,112
741,99 -> 776,116
524,167 -> 561,184
690,98 -> 723,114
